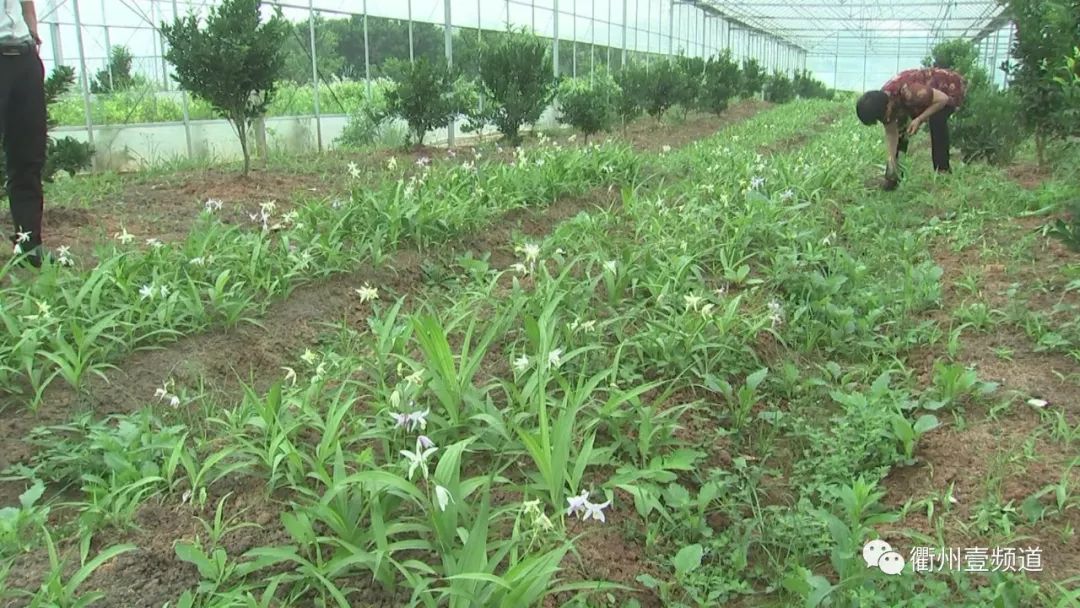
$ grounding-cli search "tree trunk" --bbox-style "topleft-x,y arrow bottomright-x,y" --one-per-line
236,118 -> 250,177
254,117 -> 268,168
1035,131 -> 1046,168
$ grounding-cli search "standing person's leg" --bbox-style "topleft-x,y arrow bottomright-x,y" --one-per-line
928,106 -> 954,173
4,44 -> 47,264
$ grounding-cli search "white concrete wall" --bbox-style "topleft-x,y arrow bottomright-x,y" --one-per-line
52,105 -> 564,173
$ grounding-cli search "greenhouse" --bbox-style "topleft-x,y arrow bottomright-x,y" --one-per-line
0,0 -> 1078,606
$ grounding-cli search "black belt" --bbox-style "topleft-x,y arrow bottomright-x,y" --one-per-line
0,41 -> 34,56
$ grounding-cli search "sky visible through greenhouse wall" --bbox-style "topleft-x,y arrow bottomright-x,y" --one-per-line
35,0 -> 1012,97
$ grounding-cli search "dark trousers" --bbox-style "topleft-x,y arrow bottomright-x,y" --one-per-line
928,106 -> 954,173
0,42 -> 47,252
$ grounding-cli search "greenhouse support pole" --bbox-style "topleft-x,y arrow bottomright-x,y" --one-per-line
444,0 -> 454,147
408,0 -> 414,62
896,22 -> 902,73
991,28 -> 1000,86
100,0 -> 112,90
572,0 -> 577,77
833,32 -> 839,89
554,0 -> 560,78
71,0 -> 95,168
309,0 -> 322,152
862,33 -> 868,91
477,0 -> 483,117
1004,24 -> 1014,89
606,0 -> 611,68
590,0 -> 595,82
621,0 -> 627,69
45,0 -> 63,65
699,10 -> 705,59
660,0 -> 669,55
171,0 -> 193,161
363,0 -> 371,100
531,0 -> 536,30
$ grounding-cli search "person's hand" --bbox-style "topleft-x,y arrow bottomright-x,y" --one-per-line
907,118 -> 923,136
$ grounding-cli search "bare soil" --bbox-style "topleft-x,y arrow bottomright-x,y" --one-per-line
881,206 -> 1080,584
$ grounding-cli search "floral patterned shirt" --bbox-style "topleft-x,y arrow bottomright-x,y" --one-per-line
882,68 -> 967,121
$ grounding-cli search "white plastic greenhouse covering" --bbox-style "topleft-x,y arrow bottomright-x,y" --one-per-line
36,0 -> 1013,169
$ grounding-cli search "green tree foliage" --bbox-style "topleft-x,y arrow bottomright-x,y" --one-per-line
1003,0 -> 1079,166
764,71 -> 795,103
556,70 -> 619,142
278,16 -> 345,84
90,46 -> 143,93
613,61 -> 647,129
741,58 -> 766,98
635,57 -> 690,121
465,28 -> 554,144
382,57 -> 463,147
672,55 -> 705,117
701,51 -> 742,115
922,38 -> 980,74
160,0 -> 289,176
0,66 -> 94,193
792,70 -> 831,99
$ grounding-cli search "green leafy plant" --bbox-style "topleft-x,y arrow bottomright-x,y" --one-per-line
465,27 -> 555,144
764,71 -> 796,104
90,45 -> 143,93
556,71 -> 619,143
741,58 -> 766,98
702,51 -> 743,115
382,57 -> 464,147
159,0 -> 290,175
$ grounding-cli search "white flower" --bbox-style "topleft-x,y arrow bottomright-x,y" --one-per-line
435,485 -> 453,511
714,285 -> 728,298
700,303 -> 715,317
282,367 -> 297,386
684,294 -> 703,312
416,156 -> 430,167
1027,398 -> 1048,408
750,176 -> 765,189
568,134 -> 577,143
348,162 -> 361,178
513,354 -> 530,372
407,409 -> 430,432
159,285 -> 169,299
146,238 -> 163,249
548,348 -> 563,369
390,412 -> 409,429
189,257 -> 205,266
603,260 -> 617,274
517,243 -> 540,264
661,145 -> 672,154
300,349 -> 318,365
417,435 -> 436,450
56,245 -> 73,267
400,441 -> 438,480
139,284 -> 155,300
566,490 -> 589,517
510,262 -> 528,274
582,498 -> 611,522
15,230 -> 31,243
387,157 -> 397,170
780,189 -> 795,201
354,283 -> 379,303
570,319 -> 596,333
405,370 -> 424,385
204,198 -> 223,212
